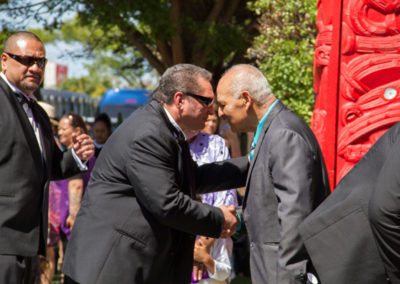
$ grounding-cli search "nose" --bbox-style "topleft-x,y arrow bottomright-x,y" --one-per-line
28,64 -> 42,75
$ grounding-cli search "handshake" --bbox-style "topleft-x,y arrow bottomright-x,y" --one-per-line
219,205 -> 242,238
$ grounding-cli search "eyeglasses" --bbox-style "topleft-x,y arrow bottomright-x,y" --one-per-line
184,92 -> 214,107
5,52 -> 47,69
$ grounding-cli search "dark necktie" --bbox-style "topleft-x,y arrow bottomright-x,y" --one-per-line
15,92 -> 36,110
14,92 -> 44,156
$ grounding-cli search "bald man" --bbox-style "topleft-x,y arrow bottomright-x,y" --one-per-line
0,31 -> 94,283
217,64 -> 330,284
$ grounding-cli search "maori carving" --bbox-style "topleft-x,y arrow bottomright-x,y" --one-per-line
312,0 -> 334,151
312,0 -> 400,184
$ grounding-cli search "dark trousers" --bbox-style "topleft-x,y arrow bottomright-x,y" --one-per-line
0,254 -> 34,284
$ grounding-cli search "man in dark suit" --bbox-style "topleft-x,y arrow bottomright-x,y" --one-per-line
0,31 -> 94,283
369,132 -> 400,283
63,64 -> 249,284
216,64 -> 330,284
299,122 -> 400,284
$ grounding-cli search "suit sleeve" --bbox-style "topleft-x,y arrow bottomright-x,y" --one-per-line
50,146 -> 82,180
369,147 -> 400,284
195,157 -> 248,194
126,132 -> 224,238
269,129 -> 314,276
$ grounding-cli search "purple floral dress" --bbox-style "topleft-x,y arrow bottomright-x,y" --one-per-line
189,133 -> 238,283
189,133 -> 237,207
47,156 -> 96,246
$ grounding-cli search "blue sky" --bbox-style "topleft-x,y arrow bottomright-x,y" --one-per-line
0,2 -> 88,78
46,41 -> 90,78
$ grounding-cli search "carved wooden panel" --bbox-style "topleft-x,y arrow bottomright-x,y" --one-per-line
312,0 -> 400,186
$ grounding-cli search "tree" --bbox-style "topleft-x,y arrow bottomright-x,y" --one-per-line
0,0 -> 317,122
248,0 -> 316,122
36,19 -> 156,88
0,0 -> 260,78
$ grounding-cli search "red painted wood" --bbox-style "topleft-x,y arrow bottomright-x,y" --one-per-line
312,0 -> 400,187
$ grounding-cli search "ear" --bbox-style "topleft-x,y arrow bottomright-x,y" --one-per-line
75,127 -> 83,135
241,91 -> 252,110
173,92 -> 185,109
1,53 -> 8,72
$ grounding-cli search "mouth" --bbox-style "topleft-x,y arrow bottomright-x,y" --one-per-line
24,75 -> 41,83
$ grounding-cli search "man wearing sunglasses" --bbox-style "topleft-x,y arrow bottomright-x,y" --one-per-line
63,64 -> 249,284
0,31 -> 95,283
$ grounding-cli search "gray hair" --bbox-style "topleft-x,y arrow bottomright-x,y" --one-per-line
154,64 -> 212,104
223,64 -> 273,105
3,31 -> 44,53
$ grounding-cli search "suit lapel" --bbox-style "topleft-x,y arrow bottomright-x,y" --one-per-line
243,101 -> 285,209
33,102 -> 53,168
0,77 -> 44,171
150,100 -> 196,197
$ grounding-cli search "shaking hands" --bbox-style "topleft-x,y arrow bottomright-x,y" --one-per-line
219,205 -> 239,238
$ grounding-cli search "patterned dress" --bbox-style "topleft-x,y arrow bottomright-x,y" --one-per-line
189,133 -> 237,284
47,156 -> 96,246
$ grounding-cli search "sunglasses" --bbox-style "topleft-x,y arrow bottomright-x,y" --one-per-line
5,52 -> 47,69
184,92 -> 214,107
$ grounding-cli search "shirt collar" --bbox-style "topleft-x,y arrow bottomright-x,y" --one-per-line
163,106 -> 187,141
0,72 -> 37,102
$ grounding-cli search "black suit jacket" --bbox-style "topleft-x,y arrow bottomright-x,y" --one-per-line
0,76 -> 81,256
63,100 -> 248,284
298,123 -> 400,284
369,127 -> 400,283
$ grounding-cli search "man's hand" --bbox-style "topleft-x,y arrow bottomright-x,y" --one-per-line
72,133 -> 94,161
219,205 -> 238,238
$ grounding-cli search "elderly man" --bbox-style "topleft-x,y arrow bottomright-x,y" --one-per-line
0,31 -> 94,283
217,64 -> 330,284
63,64 -> 248,284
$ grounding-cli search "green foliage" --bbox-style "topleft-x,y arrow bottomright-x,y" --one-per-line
0,0 -> 260,77
59,74 -> 112,97
248,0 -> 316,123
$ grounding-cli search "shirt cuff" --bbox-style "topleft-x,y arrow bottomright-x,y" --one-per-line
72,149 -> 88,171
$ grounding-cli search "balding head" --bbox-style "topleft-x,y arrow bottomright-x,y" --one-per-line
220,64 -> 273,105
1,31 -> 46,96
3,31 -> 44,54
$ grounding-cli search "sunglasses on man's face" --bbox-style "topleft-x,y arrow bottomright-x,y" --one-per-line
5,52 -> 47,69
184,92 -> 214,107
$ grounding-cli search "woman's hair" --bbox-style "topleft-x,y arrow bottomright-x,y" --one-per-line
94,112 -> 112,131
61,113 -> 88,134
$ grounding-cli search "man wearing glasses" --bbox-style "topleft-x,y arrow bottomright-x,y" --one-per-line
0,31 -> 94,283
63,64 -> 248,284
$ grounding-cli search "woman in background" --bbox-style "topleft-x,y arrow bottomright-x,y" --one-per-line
41,113 -> 95,284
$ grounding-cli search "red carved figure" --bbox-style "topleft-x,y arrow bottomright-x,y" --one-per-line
312,0 -> 400,185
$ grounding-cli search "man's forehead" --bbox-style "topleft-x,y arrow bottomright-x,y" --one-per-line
8,37 -> 44,53
15,39 -> 28,50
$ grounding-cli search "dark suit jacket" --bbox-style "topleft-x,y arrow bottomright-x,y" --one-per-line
243,101 -> 330,284
0,76 -> 81,257
63,100 -> 248,284
369,125 -> 400,284
298,124 -> 400,284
